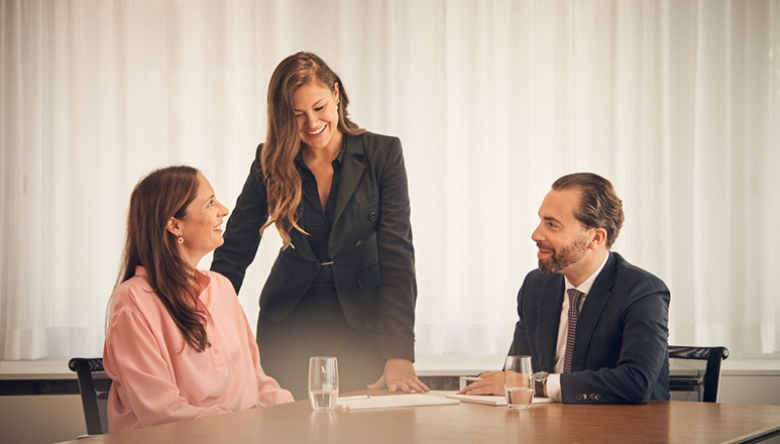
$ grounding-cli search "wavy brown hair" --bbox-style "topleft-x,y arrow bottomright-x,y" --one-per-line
552,172 -> 625,248
261,51 -> 365,246
113,165 -> 210,352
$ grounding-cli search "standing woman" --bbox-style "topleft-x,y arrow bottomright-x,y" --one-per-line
104,166 -> 293,433
211,52 -> 428,399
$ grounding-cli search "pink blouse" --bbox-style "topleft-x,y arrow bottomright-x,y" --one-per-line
103,266 -> 294,432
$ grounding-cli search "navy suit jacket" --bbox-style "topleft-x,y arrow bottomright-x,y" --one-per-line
211,132 -> 417,361
509,252 -> 670,404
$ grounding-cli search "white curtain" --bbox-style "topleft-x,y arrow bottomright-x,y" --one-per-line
2,0 -> 778,361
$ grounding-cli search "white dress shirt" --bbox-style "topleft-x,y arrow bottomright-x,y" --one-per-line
546,253 -> 610,402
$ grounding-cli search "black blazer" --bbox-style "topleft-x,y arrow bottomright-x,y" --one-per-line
509,252 -> 670,404
211,132 -> 417,361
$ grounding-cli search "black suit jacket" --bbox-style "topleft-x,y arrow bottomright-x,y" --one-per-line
509,252 -> 670,404
211,132 -> 417,361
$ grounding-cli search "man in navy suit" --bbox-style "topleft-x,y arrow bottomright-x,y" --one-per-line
461,172 -> 670,404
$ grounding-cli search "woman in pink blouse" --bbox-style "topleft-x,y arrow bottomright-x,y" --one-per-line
103,166 -> 293,433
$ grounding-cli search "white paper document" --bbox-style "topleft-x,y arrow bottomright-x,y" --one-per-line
446,393 -> 508,406
336,393 -> 460,410
446,393 -> 553,406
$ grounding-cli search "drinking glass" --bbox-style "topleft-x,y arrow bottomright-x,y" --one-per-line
308,356 -> 339,410
504,355 -> 534,409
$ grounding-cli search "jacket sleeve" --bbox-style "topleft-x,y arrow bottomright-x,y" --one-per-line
559,277 -> 670,404
509,282 -> 532,358
508,271 -> 550,371
211,144 -> 269,293
375,138 -> 418,361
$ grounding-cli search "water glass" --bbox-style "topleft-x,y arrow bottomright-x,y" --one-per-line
308,356 -> 339,410
504,355 -> 534,409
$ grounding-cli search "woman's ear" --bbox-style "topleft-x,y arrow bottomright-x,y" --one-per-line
166,217 -> 181,237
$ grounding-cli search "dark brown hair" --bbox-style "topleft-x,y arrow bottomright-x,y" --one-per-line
115,165 -> 209,352
552,172 -> 625,248
261,51 -> 365,245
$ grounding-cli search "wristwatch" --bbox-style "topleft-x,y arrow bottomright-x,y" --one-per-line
533,371 -> 550,397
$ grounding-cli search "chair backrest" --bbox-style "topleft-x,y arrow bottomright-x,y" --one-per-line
68,357 -> 112,435
668,346 -> 729,402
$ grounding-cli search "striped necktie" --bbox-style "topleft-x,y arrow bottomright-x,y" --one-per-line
563,289 -> 584,373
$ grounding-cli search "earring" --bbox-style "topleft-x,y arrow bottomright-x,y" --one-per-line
178,233 -> 184,244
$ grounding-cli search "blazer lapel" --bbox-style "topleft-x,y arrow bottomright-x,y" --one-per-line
538,277 -> 565,371
289,213 -> 318,262
332,135 -> 365,230
571,253 -> 618,371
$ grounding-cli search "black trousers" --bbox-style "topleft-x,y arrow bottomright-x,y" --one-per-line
256,266 -> 384,401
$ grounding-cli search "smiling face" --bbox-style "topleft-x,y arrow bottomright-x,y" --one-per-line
531,188 -> 596,281
172,173 -> 229,269
292,80 -> 343,154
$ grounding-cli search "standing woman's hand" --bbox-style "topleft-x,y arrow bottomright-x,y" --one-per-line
367,358 -> 430,393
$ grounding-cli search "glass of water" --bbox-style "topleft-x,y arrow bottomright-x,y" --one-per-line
504,355 -> 534,409
308,356 -> 339,410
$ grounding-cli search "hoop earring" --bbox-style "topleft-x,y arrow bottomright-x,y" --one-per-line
178,233 -> 184,244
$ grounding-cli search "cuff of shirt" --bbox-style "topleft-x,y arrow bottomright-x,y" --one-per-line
547,373 -> 562,402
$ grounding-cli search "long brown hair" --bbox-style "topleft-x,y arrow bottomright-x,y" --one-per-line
113,165 -> 210,352
261,51 -> 365,246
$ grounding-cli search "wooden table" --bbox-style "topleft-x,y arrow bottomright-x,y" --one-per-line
53,390 -> 780,444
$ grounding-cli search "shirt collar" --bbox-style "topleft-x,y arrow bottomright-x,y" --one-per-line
294,139 -> 346,168
133,265 -> 211,298
194,269 -> 211,294
564,252 -> 610,295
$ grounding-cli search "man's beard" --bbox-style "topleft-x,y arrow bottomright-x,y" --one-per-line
537,233 -> 590,274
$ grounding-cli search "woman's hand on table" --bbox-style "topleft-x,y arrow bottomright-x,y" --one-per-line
367,358 -> 430,393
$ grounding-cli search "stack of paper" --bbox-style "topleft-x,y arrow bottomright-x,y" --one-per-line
336,394 -> 460,411
445,392 -> 553,406
445,393 -> 507,406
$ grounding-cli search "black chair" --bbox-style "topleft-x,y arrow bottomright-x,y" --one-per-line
668,345 -> 729,402
68,357 -> 112,435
